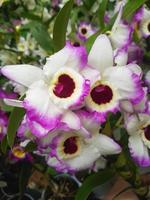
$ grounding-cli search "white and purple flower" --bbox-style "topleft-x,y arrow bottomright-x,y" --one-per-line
17,110 -> 121,173
82,34 -> 144,122
47,110 -> 121,173
109,5 -> 133,50
126,113 -> 150,167
8,145 -> 33,163
120,65 -> 148,114
77,22 -> 96,41
1,42 -> 90,137
133,6 -> 150,38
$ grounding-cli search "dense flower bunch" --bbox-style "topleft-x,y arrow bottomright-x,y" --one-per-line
0,1 -> 150,198
1,2 -> 150,172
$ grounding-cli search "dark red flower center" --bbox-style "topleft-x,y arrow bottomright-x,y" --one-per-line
63,137 -> 78,154
53,74 -> 75,98
144,125 -> 150,141
81,28 -> 87,35
73,42 -> 80,47
91,84 -> 113,105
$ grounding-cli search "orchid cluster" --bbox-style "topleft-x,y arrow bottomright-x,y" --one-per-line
0,0 -> 150,199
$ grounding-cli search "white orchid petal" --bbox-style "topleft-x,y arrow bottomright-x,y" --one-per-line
61,110 -> 81,130
114,49 -> 128,66
125,115 -> 140,135
129,135 -> 150,167
28,120 -> 54,138
4,98 -> 23,107
77,110 -> 100,134
134,87 -> 148,113
110,23 -> 132,49
103,66 -> 143,103
43,48 -> 69,77
1,65 -> 44,87
81,66 -> 100,85
120,100 -> 134,113
93,157 -> 107,172
44,43 -> 87,77
88,34 -> 113,73
143,7 -> 150,21
64,142 -> 101,171
23,80 -> 64,137
127,63 -> 143,78
94,134 -> 121,155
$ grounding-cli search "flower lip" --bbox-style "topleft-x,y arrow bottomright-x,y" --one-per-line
53,74 -> 75,98
12,146 -> 26,159
63,136 -> 78,154
144,125 -> 150,141
91,84 -> 113,105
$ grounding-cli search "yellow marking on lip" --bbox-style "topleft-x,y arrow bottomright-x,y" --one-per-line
12,147 -> 26,159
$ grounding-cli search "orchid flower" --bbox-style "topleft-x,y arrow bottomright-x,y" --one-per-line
106,3 -> 133,67
121,87 -> 148,114
127,42 -> 143,64
120,66 -> 148,114
109,4 -> 133,50
125,113 -> 150,167
77,22 -> 96,42
133,6 -> 150,38
1,42 -> 90,137
47,110 -> 121,173
82,34 -> 144,122
9,145 -> 33,163
17,110 -> 121,173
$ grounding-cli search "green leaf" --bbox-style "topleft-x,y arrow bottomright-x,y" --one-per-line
83,0 -> 96,10
7,107 -> 26,148
123,0 -> 148,19
20,12 -> 41,21
30,21 -> 53,53
1,135 -> 8,154
98,0 -> 108,29
75,169 -> 114,200
19,162 -> 32,200
53,0 -> 73,52
1,103 -> 13,112
46,167 -> 58,176
102,12 -> 118,32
